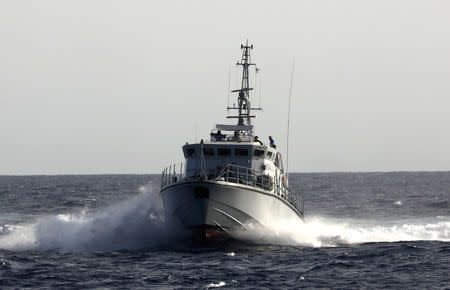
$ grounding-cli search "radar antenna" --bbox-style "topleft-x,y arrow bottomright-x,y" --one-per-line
227,41 -> 262,130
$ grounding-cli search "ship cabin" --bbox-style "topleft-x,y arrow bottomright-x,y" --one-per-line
181,124 -> 287,193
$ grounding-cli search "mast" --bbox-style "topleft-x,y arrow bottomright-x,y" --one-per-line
227,41 -> 262,131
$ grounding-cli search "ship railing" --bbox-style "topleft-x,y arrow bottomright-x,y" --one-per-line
217,164 -> 273,191
210,133 -> 253,142
161,162 -> 185,188
216,164 -> 303,213
160,163 -> 304,214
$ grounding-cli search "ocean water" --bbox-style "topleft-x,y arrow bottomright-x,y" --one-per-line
0,172 -> 449,289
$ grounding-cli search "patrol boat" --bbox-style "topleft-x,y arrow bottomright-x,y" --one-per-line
160,43 -> 304,241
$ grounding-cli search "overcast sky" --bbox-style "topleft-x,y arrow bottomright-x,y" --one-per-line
1,0 -> 449,174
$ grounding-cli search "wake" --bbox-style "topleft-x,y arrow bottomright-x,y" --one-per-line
0,184 -> 448,251
235,216 -> 450,247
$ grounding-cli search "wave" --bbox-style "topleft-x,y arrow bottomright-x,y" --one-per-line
0,184 -> 448,251
234,216 -> 450,247
0,183 -> 176,251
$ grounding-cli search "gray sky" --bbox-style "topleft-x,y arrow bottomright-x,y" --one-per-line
1,0 -> 449,174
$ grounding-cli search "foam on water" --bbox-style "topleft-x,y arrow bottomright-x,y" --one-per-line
0,183 -> 449,251
203,281 -> 226,289
0,183 -> 173,251
234,216 -> 450,247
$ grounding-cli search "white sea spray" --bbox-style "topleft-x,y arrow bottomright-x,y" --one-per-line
233,216 -> 450,247
0,182 -> 175,251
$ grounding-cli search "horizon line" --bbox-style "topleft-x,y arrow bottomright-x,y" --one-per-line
1,170 -> 449,177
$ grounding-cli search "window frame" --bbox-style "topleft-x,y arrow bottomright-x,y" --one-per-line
234,148 -> 249,157
217,148 -> 232,156
186,148 -> 196,157
202,147 -> 215,156
253,149 -> 265,158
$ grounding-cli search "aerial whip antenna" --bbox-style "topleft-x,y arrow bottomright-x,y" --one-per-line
256,66 -> 262,109
227,65 -> 231,109
286,59 -> 295,178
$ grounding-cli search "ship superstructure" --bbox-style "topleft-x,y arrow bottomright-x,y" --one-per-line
160,43 -> 304,241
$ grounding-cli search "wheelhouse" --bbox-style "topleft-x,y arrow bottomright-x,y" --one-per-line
182,142 -> 283,178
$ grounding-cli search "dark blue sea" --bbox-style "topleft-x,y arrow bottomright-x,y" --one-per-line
0,173 -> 449,289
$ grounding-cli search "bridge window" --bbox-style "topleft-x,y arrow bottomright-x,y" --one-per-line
218,148 -> 231,156
203,147 -> 215,156
235,148 -> 249,156
187,148 -> 196,157
254,149 -> 265,158
267,151 -> 273,159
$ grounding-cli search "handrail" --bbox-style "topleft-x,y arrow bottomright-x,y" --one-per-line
160,162 -> 303,214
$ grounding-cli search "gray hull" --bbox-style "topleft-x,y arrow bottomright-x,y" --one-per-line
160,181 -> 303,233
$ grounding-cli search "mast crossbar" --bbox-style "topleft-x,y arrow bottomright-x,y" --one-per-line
226,41 -> 260,132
